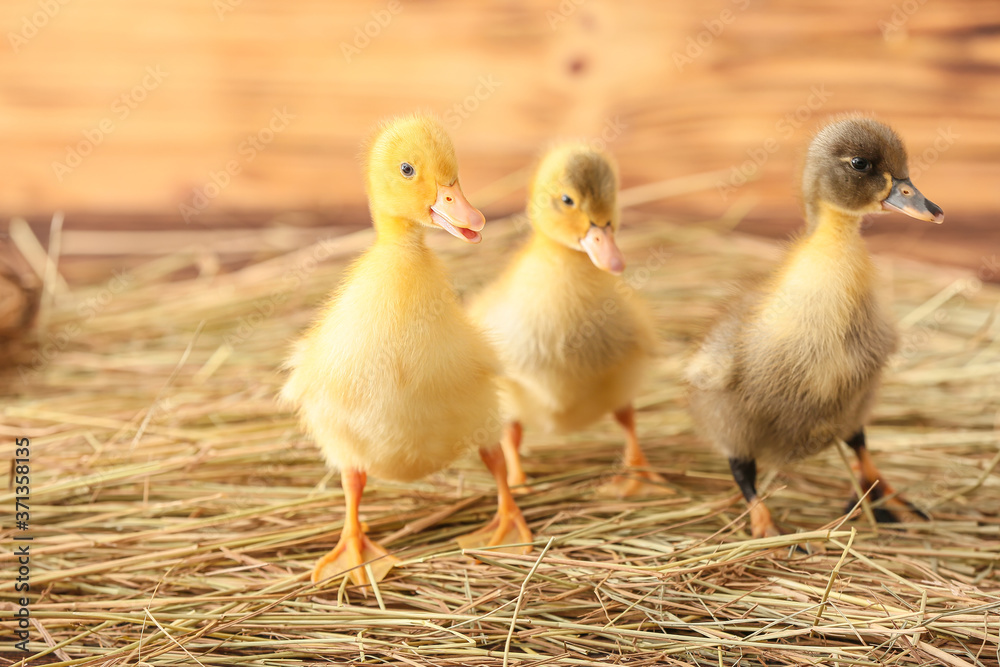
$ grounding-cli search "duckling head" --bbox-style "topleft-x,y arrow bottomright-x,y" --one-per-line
365,114 -> 485,242
528,144 -> 625,274
803,116 -> 944,229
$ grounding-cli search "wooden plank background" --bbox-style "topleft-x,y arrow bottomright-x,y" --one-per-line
1,0 -> 999,272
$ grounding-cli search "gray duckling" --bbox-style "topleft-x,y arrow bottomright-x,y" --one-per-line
687,116 -> 943,537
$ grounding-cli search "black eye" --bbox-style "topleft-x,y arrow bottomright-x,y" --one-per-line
561,194 -> 574,206
400,162 -> 415,178
850,157 -> 870,172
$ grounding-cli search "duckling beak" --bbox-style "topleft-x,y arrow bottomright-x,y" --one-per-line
881,177 -> 944,224
580,223 -> 625,275
430,182 -> 486,243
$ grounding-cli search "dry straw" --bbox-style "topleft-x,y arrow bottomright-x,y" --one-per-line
1,200 -> 998,666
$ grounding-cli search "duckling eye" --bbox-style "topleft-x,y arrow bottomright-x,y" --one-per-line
400,162 -> 415,178
849,157 -> 871,172
561,194 -> 574,206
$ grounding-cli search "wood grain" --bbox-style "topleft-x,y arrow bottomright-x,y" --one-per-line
1,0 -> 998,271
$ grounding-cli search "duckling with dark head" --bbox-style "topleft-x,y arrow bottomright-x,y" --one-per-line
687,116 -> 943,538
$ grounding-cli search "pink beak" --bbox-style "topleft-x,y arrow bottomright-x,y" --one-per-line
580,224 -> 625,274
430,182 -> 486,243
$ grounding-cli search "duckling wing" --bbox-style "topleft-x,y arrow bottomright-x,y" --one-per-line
684,289 -> 754,393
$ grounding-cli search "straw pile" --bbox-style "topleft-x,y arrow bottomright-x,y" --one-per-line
1,210 -> 998,666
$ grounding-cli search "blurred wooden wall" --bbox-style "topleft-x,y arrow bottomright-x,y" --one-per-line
1,0 -> 999,269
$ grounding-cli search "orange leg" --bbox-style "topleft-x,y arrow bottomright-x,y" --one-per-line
455,445 -> 533,554
499,421 -> 530,493
312,469 -> 399,586
748,498 -> 782,539
729,457 -> 782,538
847,430 -> 928,522
599,404 -> 669,498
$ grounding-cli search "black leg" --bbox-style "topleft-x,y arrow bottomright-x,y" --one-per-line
843,428 -> 893,520
845,429 -> 865,453
728,456 -> 788,541
728,457 -> 758,503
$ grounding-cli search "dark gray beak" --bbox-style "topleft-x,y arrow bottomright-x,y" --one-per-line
881,177 -> 944,224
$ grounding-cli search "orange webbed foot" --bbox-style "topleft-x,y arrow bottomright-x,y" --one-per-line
312,530 -> 399,586
312,468 -> 400,587
848,450 -> 930,524
457,444 -> 534,556
455,502 -> 533,555
602,405 -> 671,498
749,499 -> 783,539
747,500 -> 821,553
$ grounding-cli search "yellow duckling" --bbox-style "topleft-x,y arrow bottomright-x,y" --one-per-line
282,114 -> 532,586
470,144 -> 663,497
687,116 -> 943,538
